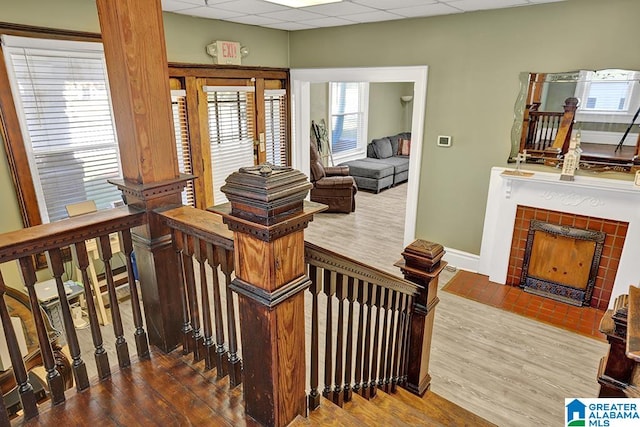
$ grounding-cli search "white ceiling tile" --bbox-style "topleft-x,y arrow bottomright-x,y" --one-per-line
179,6 -> 246,19
163,0 -> 570,30
161,0 -> 199,12
264,21 -> 315,30
443,0 -> 529,12
299,16 -> 355,27
213,0 -> 288,14
342,10 -> 405,23
180,0 -> 231,4
302,2 -> 378,16
391,3 -> 463,17
352,0 -> 436,9
260,9 -> 324,21
226,15 -> 285,25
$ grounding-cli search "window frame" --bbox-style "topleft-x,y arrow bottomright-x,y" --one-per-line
574,69 -> 640,124
2,34 -> 124,223
0,22 -> 103,227
328,81 -> 369,163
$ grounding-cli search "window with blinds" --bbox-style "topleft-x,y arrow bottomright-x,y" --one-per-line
329,82 -> 368,157
2,35 -> 123,222
264,89 -> 288,166
205,86 -> 255,205
171,90 -> 194,206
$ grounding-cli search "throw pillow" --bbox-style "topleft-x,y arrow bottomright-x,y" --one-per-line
398,138 -> 411,156
372,137 -> 394,159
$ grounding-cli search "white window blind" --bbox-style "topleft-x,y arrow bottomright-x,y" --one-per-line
264,89 -> 288,166
329,82 -> 368,155
2,35 -> 123,222
171,90 -> 194,206
205,86 -> 255,205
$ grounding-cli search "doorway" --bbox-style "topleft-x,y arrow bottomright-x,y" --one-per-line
290,66 -> 428,246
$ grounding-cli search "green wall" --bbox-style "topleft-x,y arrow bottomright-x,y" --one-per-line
368,82 -> 413,140
289,0 -> 640,254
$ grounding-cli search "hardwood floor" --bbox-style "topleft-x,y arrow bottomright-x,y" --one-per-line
305,182 -> 609,427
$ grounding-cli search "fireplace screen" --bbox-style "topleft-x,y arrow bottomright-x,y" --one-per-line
520,220 -> 605,306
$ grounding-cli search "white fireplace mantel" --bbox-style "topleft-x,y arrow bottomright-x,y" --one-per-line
479,167 -> 640,307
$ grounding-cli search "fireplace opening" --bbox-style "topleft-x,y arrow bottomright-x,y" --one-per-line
520,219 -> 605,306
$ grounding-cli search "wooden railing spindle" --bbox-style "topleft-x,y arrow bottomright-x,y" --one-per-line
343,276 -> 356,403
377,287 -> 390,391
332,273 -> 345,407
173,230 -> 193,355
322,269 -> 334,401
361,283 -> 376,399
0,271 -> 38,420
382,291 -> 398,393
98,235 -> 130,368
209,245 -> 227,378
119,229 -> 149,359
194,238 -> 214,370
182,233 -> 203,362
369,285 -> 385,397
47,248 -> 89,391
221,249 -> 241,387
352,279 -> 366,395
391,294 -> 407,393
308,264 -> 320,410
18,256 -> 65,405
72,241 -> 110,380
400,296 -> 414,385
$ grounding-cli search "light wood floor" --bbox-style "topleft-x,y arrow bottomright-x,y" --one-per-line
305,183 -> 608,427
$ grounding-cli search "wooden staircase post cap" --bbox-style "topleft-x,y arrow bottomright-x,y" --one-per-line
218,164 -> 313,224
401,239 -> 445,273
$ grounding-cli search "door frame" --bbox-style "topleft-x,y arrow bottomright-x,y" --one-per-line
290,66 -> 428,246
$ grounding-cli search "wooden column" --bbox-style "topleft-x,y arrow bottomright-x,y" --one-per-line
96,0 -> 190,352
395,240 -> 445,396
212,165 -> 324,427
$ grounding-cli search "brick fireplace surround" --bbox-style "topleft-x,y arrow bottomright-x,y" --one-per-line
506,206 -> 628,310
479,167 -> 640,310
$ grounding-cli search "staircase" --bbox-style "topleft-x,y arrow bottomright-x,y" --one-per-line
16,347 -> 494,426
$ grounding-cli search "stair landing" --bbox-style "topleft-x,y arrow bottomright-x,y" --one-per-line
15,348 -> 494,426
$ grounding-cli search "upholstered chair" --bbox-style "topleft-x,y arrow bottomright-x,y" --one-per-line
309,140 -> 357,213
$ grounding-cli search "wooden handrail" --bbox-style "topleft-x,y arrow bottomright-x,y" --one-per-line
626,285 -> 640,362
0,206 -> 146,263
304,242 -> 422,297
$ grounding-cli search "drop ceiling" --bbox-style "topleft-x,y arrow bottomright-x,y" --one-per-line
162,0 -> 567,31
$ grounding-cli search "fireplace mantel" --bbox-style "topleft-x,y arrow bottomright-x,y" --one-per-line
479,167 -> 640,308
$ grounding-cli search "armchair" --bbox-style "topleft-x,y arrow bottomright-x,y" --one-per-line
309,141 -> 357,213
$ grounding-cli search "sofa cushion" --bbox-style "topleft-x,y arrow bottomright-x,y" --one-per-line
362,156 -> 410,174
339,159 -> 394,179
371,138 -> 394,159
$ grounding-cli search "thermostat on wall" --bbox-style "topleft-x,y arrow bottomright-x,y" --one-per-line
437,135 -> 452,147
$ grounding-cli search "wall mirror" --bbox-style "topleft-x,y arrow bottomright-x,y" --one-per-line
510,69 -> 640,172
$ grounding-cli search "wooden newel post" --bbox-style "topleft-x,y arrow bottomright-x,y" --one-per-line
395,239 -> 446,396
212,164 -> 325,427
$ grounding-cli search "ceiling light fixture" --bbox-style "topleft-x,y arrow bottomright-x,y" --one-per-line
264,0 -> 342,8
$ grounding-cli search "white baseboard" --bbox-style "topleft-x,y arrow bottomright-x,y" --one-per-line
443,247 -> 479,272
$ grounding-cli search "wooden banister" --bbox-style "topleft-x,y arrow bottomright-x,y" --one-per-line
519,97 -> 579,163
0,206 -> 149,417
626,286 -> 640,362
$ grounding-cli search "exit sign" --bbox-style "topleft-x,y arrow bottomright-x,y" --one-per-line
213,40 -> 241,65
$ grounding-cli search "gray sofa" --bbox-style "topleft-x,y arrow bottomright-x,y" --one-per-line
339,132 -> 411,193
